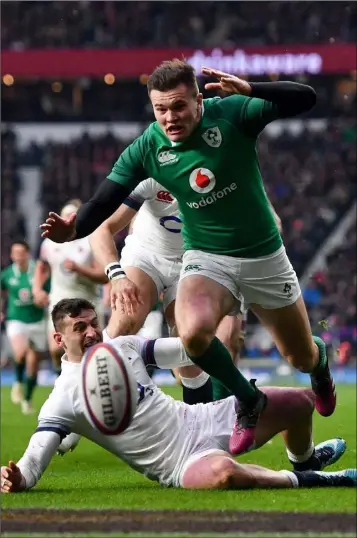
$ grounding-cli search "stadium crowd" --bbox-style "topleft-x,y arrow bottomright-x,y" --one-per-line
1,130 -> 26,269
2,74 -> 356,123
2,1 -> 356,49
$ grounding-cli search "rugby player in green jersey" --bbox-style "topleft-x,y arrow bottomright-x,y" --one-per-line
1,240 -> 48,414
41,60 -> 336,455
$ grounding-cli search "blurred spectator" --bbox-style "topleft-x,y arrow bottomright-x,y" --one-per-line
2,1 -> 356,50
307,223 -> 356,330
1,129 -> 26,268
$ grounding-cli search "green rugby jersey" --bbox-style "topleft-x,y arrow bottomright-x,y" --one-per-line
108,95 -> 283,258
1,261 -> 46,323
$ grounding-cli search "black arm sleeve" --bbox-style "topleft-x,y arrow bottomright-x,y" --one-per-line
75,179 -> 131,239
249,81 -> 316,118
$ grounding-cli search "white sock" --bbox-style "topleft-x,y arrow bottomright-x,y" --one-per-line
279,470 -> 299,488
286,441 -> 315,463
180,371 -> 210,389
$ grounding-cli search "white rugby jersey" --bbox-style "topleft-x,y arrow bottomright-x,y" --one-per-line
124,178 -> 183,256
40,237 -> 100,304
16,334 -> 209,489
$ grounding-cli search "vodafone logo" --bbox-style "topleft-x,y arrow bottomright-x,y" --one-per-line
156,190 -> 174,203
189,168 -> 216,194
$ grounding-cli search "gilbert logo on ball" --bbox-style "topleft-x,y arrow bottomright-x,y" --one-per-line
189,168 -> 216,194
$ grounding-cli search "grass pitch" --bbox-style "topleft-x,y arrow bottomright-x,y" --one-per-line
1,384 -> 356,513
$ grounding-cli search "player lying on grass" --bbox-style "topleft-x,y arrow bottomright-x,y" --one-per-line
1,298 -> 355,493
41,60 -> 336,457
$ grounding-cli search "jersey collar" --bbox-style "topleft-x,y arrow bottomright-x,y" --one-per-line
12,259 -> 35,277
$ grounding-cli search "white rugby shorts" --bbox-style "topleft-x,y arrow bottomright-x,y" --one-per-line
120,235 -> 181,311
180,245 -> 301,310
168,396 -> 236,488
6,319 -> 47,352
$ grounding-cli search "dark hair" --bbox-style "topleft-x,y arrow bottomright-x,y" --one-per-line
51,298 -> 96,331
147,59 -> 198,95
11,239 -> 30,251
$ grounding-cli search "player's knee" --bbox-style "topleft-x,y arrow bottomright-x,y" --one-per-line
211,458 -> 239,489
180,322 -> 215,356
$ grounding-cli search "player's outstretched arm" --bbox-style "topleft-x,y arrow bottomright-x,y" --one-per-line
201,67 -> 316,136
40,180 -> 131,243
1,430 -> 61,492
89,204 -> 138,270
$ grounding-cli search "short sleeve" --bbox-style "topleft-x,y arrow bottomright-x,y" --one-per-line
214,94 -> 280,137
123,178 -> 159,210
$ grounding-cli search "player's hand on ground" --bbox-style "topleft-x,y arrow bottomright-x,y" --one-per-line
201,67 -> 252,96
33,289 -> 49,308
40,212 -> 77,243
1,461 -> 25,493
110,277 -> 144,316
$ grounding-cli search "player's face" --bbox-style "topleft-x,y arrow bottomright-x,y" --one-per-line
150,84 -> 203,142
54,309 -> 103,360
10,244 -> 30,267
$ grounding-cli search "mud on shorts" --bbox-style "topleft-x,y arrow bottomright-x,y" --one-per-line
6,319 -> 47,352
120,235 -> 182,311
180,245 -> 301,311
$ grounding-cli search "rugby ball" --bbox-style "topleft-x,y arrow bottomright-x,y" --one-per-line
80,342 -> 138,435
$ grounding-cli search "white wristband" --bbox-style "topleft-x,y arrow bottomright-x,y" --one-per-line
104,262 -> 127,281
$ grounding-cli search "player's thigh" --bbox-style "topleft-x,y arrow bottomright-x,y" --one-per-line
251,296 -> 315,363
6,321 -> 29,360
125,266 -> 159,308
125,265 -> 159,314
253,387 -> 314,450
107,267 -> 159,335
176,274 -> 235,342
176,250 -> 239,336
215,314 -> 242,359
181,451 -> 237,489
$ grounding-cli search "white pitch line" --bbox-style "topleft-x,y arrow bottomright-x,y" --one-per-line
1,532 -> 356,538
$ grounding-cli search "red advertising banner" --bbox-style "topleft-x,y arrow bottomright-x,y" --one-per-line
2,45 -> 356,78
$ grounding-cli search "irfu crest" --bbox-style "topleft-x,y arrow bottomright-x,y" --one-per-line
202,126 -> 222,148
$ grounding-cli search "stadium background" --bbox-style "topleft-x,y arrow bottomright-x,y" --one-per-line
1,1 -> 356,387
